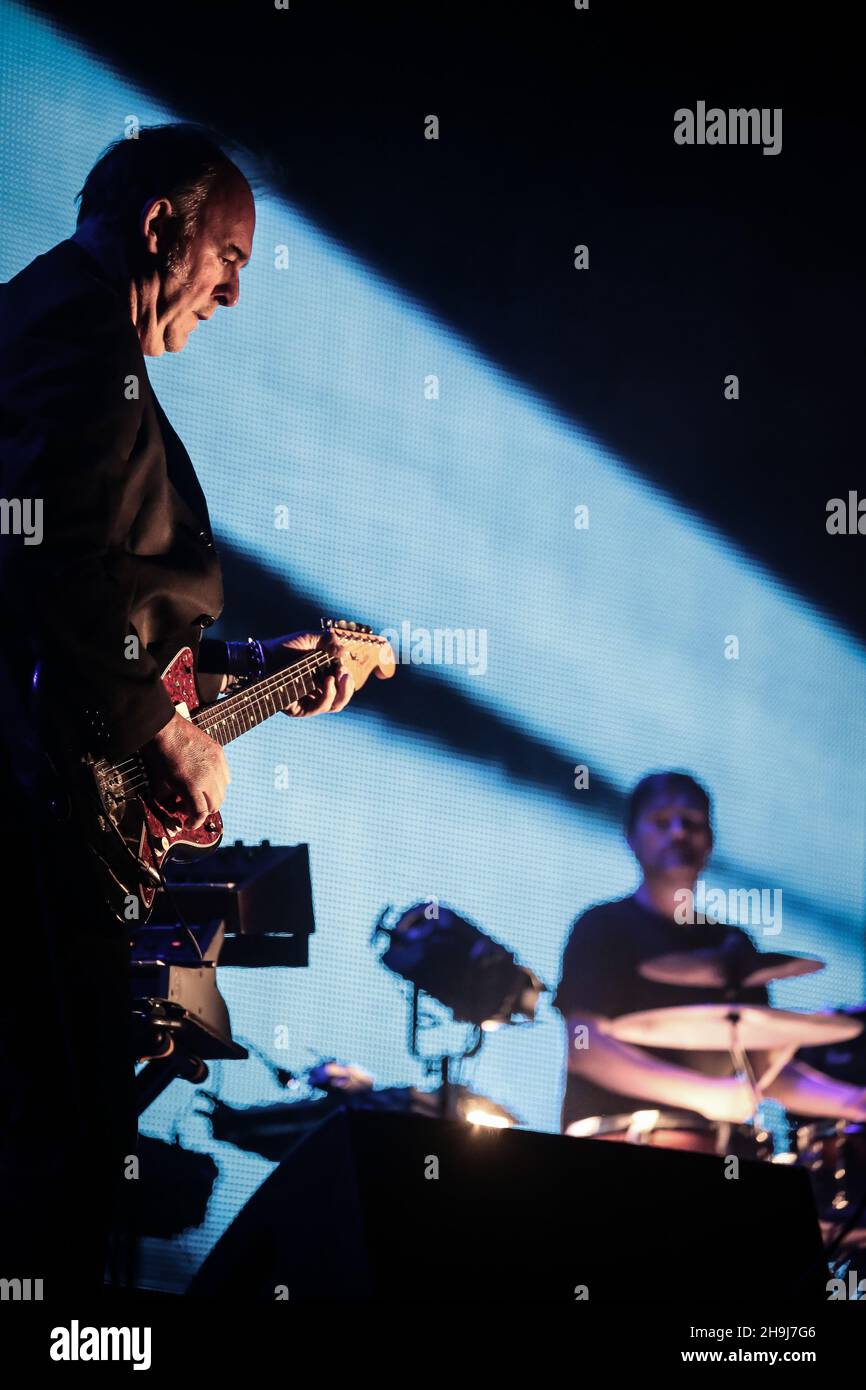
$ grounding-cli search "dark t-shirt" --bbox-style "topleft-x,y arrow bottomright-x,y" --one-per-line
553,895 -> 769,1133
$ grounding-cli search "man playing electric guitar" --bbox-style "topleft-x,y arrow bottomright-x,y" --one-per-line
0,124 -> 390,1295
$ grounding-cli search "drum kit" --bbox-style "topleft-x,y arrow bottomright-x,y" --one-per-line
567,940 -> 866,1256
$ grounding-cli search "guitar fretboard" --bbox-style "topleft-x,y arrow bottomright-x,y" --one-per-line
191,649 -> 334,747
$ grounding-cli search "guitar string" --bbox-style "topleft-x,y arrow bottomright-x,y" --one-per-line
107,649 -> 332,781
107,639 -> 361,783
108,641 -> 383,799
114,655 -> 329,797
109,633 -> 385,792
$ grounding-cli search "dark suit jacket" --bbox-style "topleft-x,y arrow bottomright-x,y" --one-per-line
0,236 -> 227,762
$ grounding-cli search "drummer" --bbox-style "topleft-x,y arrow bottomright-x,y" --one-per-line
555,770 -> 866,1135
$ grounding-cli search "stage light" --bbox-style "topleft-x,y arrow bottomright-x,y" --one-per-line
464,1106 -> 512,1129
372,903 -> 545,1121
377,903 -> 546,1028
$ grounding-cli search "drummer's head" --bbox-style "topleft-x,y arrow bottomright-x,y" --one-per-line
626,772 -> 713,883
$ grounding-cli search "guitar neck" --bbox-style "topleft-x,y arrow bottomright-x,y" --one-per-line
190,649 -> 334,747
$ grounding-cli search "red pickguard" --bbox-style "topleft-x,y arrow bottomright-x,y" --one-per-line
134,646 -> 223,908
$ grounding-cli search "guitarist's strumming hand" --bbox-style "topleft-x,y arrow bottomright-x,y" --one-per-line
262,628 -> 395,716
144,711 -> 231,831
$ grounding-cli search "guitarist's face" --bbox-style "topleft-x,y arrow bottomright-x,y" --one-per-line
137,172 -> 255,356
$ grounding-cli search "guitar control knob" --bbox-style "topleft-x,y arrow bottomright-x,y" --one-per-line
160,836 -> 169,850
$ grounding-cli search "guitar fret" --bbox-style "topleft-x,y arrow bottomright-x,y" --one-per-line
194,652 -> 332,747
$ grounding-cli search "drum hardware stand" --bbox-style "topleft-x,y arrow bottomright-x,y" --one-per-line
726,1007 -> 763,1099
704,1012 -> 756,1157
723,1005 -> 801,1157
720,1006 -> 778,1157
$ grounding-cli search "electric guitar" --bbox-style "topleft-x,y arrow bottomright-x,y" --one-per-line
37,619 -> 395,923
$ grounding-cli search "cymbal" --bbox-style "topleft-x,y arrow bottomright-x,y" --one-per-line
606,1004 -> 864,1050
639,947 -> 826,989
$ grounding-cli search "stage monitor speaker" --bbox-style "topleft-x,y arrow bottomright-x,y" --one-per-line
188,1109 -> 828,1301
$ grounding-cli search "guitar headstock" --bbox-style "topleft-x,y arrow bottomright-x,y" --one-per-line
320,618 -> 396,689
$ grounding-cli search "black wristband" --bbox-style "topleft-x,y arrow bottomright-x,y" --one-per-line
225,638 -> 266,684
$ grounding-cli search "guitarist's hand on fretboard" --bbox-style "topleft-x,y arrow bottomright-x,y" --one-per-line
143,709 -> 231,830
262,627 -> 394,717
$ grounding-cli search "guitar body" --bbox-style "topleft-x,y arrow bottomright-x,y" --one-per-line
39,647 -> 223,924
108,647 -> 224,914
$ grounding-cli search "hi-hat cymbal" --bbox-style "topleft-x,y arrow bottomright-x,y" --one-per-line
639,947 -> 826,990
606,1004 -> 863,1050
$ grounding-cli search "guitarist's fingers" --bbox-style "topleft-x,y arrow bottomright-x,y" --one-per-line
286,673 -> 337,717
187,789 -> 211,830
206,774 -> 230,814
312,673 -> 338,712
328,670 -> 355,713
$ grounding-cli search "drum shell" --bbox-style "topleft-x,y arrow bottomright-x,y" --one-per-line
568,1109 -> 772,1159
793,1118 -> 866,1230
